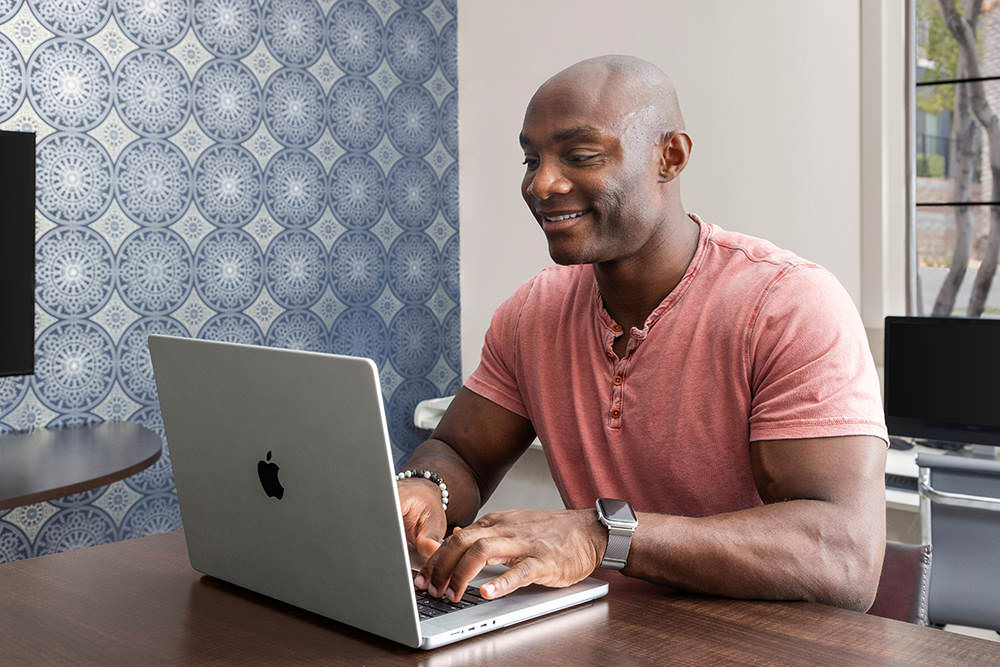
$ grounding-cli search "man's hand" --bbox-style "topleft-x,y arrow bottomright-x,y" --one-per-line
413,509 -> 607,603
399,478 -> 448,560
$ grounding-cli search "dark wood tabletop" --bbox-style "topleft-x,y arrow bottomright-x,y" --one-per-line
1,530 -> 997,665
0,422 -> 161,510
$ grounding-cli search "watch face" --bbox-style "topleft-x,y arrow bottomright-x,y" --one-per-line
598,498 -> 636,524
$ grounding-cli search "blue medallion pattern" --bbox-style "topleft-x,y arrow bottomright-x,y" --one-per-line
386,83 -> 436,157
264,149 -> 325,227
387,231 -> 439,303
442,232 -> 459,301
328,229 -> 386,305
0,376 -> 30,416
117,229 -> 193,314
114,0 -> 190,48
36,226 -> 115,318
33,506 -> 116,555
115,49 -> 191,138
34,320 -> 115,412
440,19 -> 456,85
117,316 -> 187,404
27,0 -> 111,37
442,160 -> 458,229
327,152 -> 384,228
48,486 -> 105,508
387,157 -> 437,230
262,0 -> 324,67
266,308 -> 326,351
193,144 -> 263,226
443,306 -> 460,372
47,411 -> 100,428
26,38 -> 112,131
36,133 -> 114,225
115,139 -> 193,225
387,377 -> 437,458
0,0 -> 23,23
330,306 -> 387,368
120,493 -> 181,537
389,304 -> 439,378
0,523 -> 30,564
0,0 -> 457,560
263,68 -> 324,148
191,0 -> 260,57
440,89 -> 457,157
326,0 -> 382,75
194,228 -> 264,310
327,75 -> 384,151
0,34 -> 24,122
199,312 -> 264,345
192,59 -> 262,142
385,9 -> 436,83
264,229 -> 326,308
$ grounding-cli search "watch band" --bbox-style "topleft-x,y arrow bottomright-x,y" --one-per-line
601,529 -> 633,570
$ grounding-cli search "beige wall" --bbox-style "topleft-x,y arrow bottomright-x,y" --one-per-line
457,0 -> 907,377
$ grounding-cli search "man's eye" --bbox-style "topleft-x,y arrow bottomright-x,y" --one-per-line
568,154 -> 598,162
522,157 -> 538,167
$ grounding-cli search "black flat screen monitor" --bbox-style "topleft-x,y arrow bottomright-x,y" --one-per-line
884,316 -> 1000,446
0,130 -> 35,377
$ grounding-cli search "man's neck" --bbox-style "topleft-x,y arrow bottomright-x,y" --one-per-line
593,210 -> 700,332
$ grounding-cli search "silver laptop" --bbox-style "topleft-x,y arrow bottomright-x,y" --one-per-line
148,335 -> 608,649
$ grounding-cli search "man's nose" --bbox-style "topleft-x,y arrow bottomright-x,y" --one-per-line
526,161 -> 572,200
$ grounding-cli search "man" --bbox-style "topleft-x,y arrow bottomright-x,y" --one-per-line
396,55 -> 888,611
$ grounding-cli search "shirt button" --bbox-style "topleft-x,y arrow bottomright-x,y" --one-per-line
613,375 -> 623,386
610,408 -> 621,419
612,324 -> 622,332
607,350 -> 615,359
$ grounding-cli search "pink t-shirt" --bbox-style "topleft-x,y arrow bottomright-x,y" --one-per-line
465,215 -> 888,517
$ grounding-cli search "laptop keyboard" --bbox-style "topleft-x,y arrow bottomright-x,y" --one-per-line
412,570 -> 491,620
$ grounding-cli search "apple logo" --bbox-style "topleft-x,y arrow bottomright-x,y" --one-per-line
257,450 -> 284,499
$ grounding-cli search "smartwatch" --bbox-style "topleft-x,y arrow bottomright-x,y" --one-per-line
595,498 -> 638,570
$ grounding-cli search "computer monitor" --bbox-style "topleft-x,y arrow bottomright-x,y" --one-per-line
884,316 -> 1000,446
0,130 -> 35,377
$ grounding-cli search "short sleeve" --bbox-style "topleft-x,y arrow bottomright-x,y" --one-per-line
463,278 -> 536,419
747,264 -> 888,444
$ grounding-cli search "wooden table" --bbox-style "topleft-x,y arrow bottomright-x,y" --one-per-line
1,531 -> 997,665
0,422 -> 161,510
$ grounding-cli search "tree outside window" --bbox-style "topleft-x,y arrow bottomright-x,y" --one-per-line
915,0 -> 1000,317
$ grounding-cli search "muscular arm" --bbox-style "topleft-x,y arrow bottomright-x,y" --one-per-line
397,387 -> 535,550
418,432 -> 887,612
622,435 -> 887,610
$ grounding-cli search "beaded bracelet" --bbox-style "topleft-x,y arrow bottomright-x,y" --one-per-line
396,469 -> 449,510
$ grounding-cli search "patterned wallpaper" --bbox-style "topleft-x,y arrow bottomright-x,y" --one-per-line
0,0 -> 459,562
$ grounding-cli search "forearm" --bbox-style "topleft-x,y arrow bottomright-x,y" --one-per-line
401,438 -> 483,526
622,500 -> 885,611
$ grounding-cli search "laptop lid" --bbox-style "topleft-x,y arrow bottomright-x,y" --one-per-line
149,335 -> 423,647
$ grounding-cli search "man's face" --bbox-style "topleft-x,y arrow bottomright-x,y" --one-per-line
519,78 -> 662,266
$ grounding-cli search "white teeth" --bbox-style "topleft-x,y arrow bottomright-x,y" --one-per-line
543,211 -> 585,222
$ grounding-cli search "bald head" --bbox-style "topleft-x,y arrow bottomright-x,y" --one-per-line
530,55 -> 685,145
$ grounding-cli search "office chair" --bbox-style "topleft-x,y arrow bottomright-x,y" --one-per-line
868,541 -> 932,625
917,452 -> 1000,631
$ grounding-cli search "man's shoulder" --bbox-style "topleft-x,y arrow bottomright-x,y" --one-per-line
505,264 -> 591,305
703,222 -> 813,272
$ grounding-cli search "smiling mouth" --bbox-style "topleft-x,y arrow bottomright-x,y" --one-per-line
542,210 -> 587,222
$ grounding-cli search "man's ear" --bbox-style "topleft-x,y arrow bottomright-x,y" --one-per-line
657,131 -> 692,182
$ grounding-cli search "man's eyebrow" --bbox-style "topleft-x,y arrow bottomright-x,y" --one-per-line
553,125 -> 603,142
519,125 -> 605,148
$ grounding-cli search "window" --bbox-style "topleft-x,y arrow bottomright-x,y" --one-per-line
911,0 -> 1000,317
